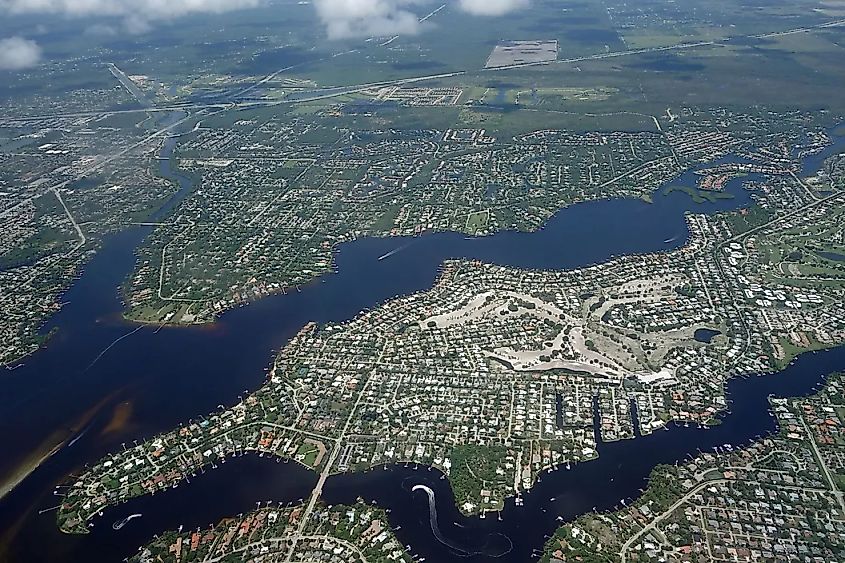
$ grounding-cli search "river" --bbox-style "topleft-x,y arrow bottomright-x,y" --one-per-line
0,121 -> 842,561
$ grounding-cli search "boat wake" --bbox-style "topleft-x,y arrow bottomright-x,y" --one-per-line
112,513 -> 142,530
66,425 -> 91,448
411,484 -> 512,558
84,326 -> 145,372
378,242 -> 413,261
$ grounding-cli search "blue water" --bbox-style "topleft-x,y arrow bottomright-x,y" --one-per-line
322,345 -> 845,563
0,122 -> 843,561
12,346 -> 844,562
818,251 -> 845,262
694,328 -> 722,343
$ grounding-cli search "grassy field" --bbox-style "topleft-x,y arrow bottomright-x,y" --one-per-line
663,185 -> 736,204
466,210 -> 490,233
295,442 -> 320,467
3,0 -> 843,128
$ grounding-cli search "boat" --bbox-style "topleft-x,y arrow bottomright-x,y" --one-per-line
378,242 -> 411,261
113,513 -> 142,530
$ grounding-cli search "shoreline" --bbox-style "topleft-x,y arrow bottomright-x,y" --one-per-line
56,336 -> 845,537
48,345 -> 843,562
0,395 -> 114,503
0,441 -> 65,503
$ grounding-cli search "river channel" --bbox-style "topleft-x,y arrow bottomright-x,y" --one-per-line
0,120 -> 843,561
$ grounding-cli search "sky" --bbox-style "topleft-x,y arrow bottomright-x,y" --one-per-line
313,0 -> 530,38
0,0 -> 531,70
0,35 -> 41,70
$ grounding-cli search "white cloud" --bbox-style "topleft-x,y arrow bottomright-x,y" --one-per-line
0,36 -> 42,70
313,0 -> 424,39
84,23 -> 119,36
0,0 -> 262,36
123,14 -> 153,34
458,0 -> 528,16
0,0 -> 261,20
